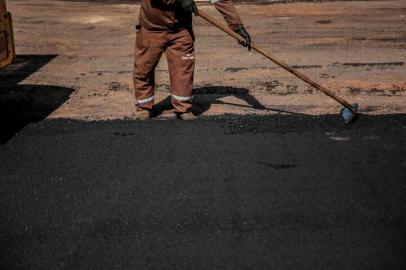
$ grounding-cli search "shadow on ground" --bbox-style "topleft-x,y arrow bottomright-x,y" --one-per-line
0,55 -> 58,85
0,55 -> 74,144
152,85 -> 308,117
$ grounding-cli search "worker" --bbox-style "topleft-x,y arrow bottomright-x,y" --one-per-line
133,0 -> 251,120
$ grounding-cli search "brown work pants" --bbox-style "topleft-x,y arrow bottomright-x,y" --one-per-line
133,27 -> 195,113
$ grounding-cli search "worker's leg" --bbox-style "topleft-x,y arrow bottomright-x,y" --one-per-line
165,31 -> 195,113
133,27 -> 165,110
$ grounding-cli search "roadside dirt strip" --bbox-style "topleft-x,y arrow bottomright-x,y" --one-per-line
1,0 -> 405,120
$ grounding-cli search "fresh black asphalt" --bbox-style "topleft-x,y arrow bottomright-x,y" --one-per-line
1,114 -> 405,269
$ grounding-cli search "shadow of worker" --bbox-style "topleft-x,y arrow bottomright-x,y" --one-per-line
0,55 -> 74,144
152,85 -> 305,117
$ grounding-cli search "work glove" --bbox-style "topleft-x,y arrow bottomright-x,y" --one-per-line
177,0 -> 198,16
234,26 -> 251,50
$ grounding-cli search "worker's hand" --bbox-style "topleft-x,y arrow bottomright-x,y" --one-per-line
177,0 -> 198,16
234,26 -> 251,50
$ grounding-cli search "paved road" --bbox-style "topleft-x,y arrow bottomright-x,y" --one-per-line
1,114 -> 405,269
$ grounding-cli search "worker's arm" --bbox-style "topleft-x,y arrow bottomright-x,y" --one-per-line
212,0 -> 251,49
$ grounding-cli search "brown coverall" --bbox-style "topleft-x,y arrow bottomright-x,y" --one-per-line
134,0 -> 243,113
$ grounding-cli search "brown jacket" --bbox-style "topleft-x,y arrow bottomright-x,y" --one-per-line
139,0 -> 243,32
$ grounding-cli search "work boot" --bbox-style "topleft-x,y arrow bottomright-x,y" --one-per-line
177,111 -> 197,120
133,109 -> 151,120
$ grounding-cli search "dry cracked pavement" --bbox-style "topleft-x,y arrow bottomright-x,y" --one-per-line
1,0 -> 406,269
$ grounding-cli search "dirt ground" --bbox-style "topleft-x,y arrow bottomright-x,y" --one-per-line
1,0 -> 406,120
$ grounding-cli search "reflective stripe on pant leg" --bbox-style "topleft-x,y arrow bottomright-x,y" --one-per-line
137,95 -> 155,104
171,94 -> 192,101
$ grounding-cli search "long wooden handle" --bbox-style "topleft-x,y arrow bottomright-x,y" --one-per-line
198,9 -> 355,112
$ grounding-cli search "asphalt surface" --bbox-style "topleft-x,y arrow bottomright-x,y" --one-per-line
1,114 -> 406,269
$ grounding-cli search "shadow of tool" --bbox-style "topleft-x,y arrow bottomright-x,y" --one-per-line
152,85 -> 309,117
0,55 -> 74,144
